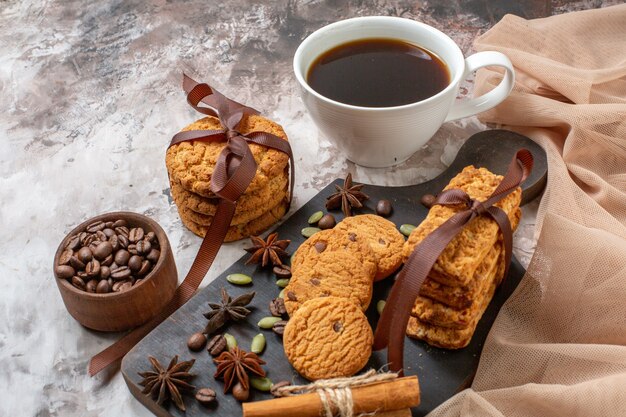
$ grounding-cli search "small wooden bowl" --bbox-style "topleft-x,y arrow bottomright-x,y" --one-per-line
53,212 -> 178,332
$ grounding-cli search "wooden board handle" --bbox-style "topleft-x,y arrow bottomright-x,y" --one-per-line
242,376 -> 420,417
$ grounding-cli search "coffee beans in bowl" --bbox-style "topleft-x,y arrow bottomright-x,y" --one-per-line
56,219 -> 160,294
54,212 -> 177,332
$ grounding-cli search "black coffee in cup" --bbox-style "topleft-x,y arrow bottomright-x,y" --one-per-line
306,38 -> 450,108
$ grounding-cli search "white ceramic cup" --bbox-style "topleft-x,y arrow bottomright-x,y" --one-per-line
293,16 -> 515,168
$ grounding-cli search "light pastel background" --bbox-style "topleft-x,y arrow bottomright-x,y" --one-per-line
0,1 -> 617,416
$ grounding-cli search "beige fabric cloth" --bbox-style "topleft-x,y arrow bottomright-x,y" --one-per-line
429,5 -> 626,416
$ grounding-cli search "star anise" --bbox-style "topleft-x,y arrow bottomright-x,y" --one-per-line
326,173 -> 369,217
138,355 -> 196,411
203,287 -> 255,335
244,232 -> 290,267
213,346 -> 266,393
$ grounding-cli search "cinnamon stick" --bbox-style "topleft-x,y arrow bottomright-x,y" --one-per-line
242,376 -> 420,417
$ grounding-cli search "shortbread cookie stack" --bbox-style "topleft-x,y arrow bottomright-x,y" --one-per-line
403,166 -> 522,349
166,115 -> 290,241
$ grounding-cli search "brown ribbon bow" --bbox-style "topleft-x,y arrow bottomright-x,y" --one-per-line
374,149 -> 533,373
88,74 -> 294,376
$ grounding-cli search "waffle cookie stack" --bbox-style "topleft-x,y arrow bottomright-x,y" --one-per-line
166,114 -> 290,242
403,166 -> 522,349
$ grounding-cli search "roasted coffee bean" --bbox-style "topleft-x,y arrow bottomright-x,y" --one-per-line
269,298 -> 287,317
270,380 -> 291,397
117,234 -> 129,249
100,265 -> 111,280
128,255 -> 142,272
128,227 -> 144,243
85,259 -> 101,277
127,244 -> 138,255
96,279 -> 111,294
59,249 -> 74,265
113,219 -> 127,228
195,388 -> 217,406
137,260 -> 151,276
376,199 -> 393,217
78,231 -> 88,245
115,227 -> 129,239
146,249 -> 160,264
95,230 -> 107,242
108,235 -> 119,251
318,214 -> 336,230
112,280 -> 127,292
105,221 -> 115,228
107,277 -> 113,287
93,241 -> 113,260
56,265 -> 75,280
118,281 -> 133,292
114,249 -> 130,266
273,265 -> 291,279
207,334 -> 227,356
77,270 -> 88,279
420,193 -> 436,208
83,234 -> 97,247
187,332 -> 207,351
69,256 -> 85,270
102,228 -> 115,238
77,246 -> 93,263
85,279 -> 98,293
101,254 -> 113,267
145,231 -> 156,243
72,276 -> 86,290
111,266 -> 132,280
272,320 -> 288,336
232,382 -> 249,402
86,221 -> 105,233
88,242 -> 100,255
66,235 -> 81,251
135,240 -> 151,255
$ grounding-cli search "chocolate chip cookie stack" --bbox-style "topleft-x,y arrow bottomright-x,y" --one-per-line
166,115 -> 290,241
282,214 -> 405,380
403,166 -> 522,349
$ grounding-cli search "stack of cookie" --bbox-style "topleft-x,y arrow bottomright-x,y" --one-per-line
166,115 -> 291,241
283,214 -> 405,380
403,166 -> 522,349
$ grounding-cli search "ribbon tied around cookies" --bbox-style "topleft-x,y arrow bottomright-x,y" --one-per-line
89,74 -> 294,375
374,149 -> 533,373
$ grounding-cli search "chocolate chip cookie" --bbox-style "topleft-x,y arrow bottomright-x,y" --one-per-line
334,214 -> 405,281
284,250 -> 374,316
283,297 -> 373,380
290,229 -> 378,279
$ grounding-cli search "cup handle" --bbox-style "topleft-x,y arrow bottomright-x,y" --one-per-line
444,51 -> 515,122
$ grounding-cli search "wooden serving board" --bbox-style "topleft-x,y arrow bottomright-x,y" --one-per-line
122,130 -> 547,417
